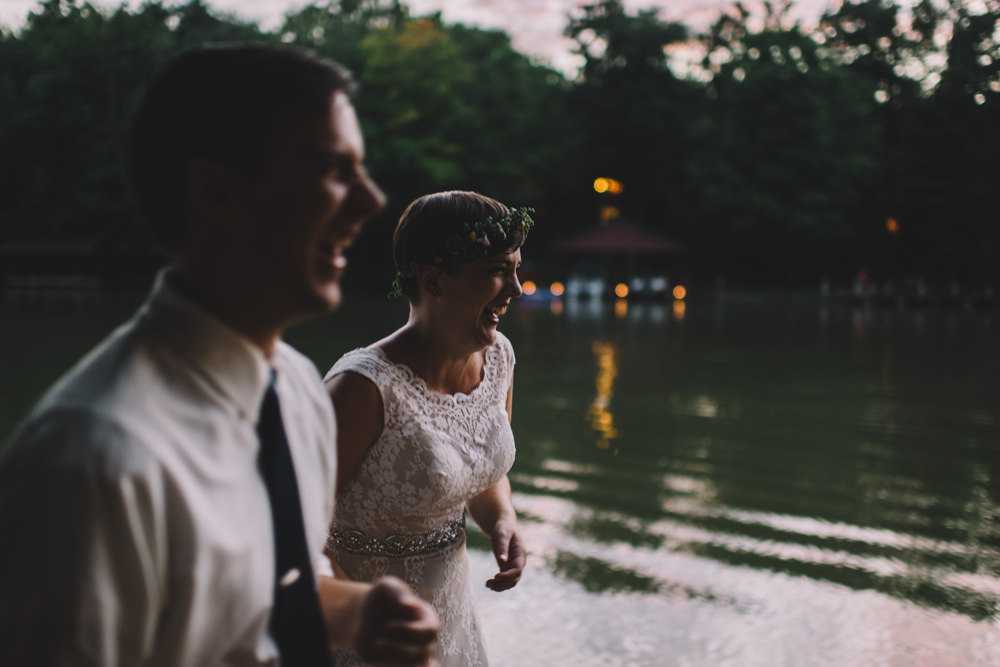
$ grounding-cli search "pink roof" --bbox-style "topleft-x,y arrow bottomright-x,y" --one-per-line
555,221 -> 684,254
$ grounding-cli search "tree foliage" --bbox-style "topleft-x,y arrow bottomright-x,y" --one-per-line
815,0 -> 1000,282
0,0 -> 266,280
563,1 -> 698,232
0,0 -> 996,289
684,3 -> 881,281
278,7 -> 567,285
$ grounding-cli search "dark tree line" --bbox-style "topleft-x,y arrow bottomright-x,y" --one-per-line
1,0 -> 997,291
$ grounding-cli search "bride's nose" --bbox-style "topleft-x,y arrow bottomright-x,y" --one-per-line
506,272 -> 523,299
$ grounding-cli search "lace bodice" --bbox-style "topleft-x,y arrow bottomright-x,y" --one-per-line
325,332 -> 516,536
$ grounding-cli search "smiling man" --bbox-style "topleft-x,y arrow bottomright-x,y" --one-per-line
0,44 -> 439,666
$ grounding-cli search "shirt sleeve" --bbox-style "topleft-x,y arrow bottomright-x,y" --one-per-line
277,344 -> 339,588
316,400 -> 336,582
0,411 -> 166,666
314,553 -> 335,579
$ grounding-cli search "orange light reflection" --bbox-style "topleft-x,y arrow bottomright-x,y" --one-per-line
585,341 -> 620,454
614,298 -> 628,318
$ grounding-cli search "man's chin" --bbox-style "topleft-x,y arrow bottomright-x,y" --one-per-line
294,278 -> 343,316
318,283 -> 343,311
306,261 -> 345,308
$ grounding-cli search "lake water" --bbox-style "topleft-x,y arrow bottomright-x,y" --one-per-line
2,287 -> 998,666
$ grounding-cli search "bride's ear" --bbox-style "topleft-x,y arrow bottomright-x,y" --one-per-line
416,265 -> 443,298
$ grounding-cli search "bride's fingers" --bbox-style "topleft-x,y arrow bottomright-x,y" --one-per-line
491,529 -> 513,563
486,563 -> 523,591
485,576 -> 519,591
493,527 -> 526,564
498,532 -> 526,571
488,525 -> 526,591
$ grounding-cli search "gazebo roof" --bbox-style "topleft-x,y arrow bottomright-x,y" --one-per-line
553,220 -> 685,255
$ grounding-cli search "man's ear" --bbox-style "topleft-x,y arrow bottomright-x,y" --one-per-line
184,159 -> 240,223
416,264 -> 442,298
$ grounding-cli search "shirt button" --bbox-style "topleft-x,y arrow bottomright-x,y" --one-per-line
279,568 -> 301,587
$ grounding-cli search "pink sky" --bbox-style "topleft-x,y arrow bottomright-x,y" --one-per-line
0,0 -> 838,74
407,0 -> 837,74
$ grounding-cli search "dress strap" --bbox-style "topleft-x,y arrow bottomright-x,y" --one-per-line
324,347 -> 392,385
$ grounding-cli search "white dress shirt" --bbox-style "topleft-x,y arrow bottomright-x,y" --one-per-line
0,273 -> 337,666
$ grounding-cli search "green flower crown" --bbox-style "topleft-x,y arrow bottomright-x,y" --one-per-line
389,206 -> 535,299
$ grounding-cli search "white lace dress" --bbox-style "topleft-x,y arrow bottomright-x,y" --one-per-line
324,332 -> 517,667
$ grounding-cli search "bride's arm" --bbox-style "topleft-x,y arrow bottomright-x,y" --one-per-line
325,370 -> 384,492
467,477 -> 525,591
466,374 -> 525,591
323,372 -> 381,577
322,374 -> 443,659
324,551 -> 352,580
322,372 -> 377,580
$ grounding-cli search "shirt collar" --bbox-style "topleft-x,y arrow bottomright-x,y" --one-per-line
137,270 -> 273,423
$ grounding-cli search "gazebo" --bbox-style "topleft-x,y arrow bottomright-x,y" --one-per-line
553,219 -> 687,299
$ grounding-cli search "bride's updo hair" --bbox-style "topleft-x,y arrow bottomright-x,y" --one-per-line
391,191 -> 530,301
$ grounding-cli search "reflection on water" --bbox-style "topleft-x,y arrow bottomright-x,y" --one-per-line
494,293 -> 1000,664
586,341 -> 620,454
3,289 -> 999,665
614,298 -> 628,319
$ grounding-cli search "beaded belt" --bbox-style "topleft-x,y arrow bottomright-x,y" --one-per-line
327,517 -> 465,557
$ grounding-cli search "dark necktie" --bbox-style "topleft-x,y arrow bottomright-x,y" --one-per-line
257,371 -> 331,666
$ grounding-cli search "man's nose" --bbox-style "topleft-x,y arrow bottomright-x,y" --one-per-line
354,169 -> 386,216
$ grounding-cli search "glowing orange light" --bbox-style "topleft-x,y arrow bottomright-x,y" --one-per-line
673,285 -> 687,300
594,177 -> 623,194
673,300 -> 686,320
886,217 -> 899,233
614,298 -> 628,318
550,281 -> 565,297
522,280 -> 537,296
599,205 -> 620,222
614,283 -> 629,298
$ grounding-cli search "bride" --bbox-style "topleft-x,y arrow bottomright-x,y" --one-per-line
324,190 -> 531,666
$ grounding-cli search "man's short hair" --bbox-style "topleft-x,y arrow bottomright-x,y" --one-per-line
126,43 -> 354,251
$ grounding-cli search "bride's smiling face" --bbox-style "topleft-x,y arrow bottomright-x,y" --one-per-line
436,249 -> 523,348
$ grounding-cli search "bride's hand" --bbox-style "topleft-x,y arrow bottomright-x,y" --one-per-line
486,520 -> 526,592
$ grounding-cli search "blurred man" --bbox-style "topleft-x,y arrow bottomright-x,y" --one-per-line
0,44 -> 439,666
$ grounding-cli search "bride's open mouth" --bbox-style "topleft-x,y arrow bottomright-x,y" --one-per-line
484,303 -> 508,325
